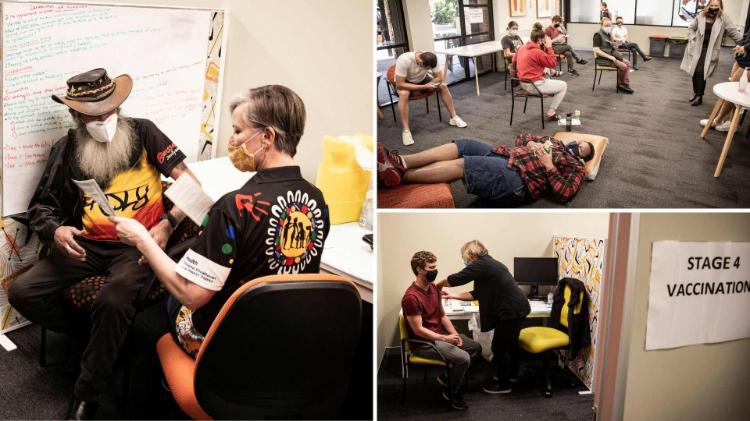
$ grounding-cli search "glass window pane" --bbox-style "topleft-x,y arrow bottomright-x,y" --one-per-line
673,0 -> 706,28
636,0 -> 674,26
465,0 -> 488,4
430,0 -> 461,40
571,0 -> 600,23
606,0 -> 636,25
464,6 -> 491,36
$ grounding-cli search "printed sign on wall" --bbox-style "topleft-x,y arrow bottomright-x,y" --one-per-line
646,241 -> 750,350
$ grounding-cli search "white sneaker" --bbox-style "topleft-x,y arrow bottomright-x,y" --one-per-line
402,130 -> 414,146
716,120 -> 731,132
700,119 -> 717,128
449,115 -> 468,128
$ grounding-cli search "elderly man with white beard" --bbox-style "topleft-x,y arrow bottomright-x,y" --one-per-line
8,68 -> 194,420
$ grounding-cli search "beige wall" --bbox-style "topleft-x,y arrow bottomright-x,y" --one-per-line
404,0 -> 434,52
67,0 -> 373,183
620,213 -> 750,421
377,211 -> 610,365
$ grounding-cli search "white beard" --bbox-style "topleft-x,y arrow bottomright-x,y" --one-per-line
75,116 -> 136,188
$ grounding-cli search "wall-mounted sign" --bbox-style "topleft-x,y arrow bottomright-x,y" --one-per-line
646,241 -> 750,350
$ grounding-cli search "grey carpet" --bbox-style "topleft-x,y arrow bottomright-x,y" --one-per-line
377,49 -> 750,208
378,351 -> 593,421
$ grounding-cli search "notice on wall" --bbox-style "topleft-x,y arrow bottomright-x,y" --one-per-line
646,241 -> 750,350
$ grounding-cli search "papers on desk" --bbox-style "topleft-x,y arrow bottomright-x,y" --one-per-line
530,300 -> 553,314
164,174 -> 214,225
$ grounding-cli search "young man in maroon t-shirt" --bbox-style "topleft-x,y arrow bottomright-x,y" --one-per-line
402,251 -> 481,411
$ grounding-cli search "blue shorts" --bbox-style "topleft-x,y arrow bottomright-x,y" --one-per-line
454,139 -> 528,205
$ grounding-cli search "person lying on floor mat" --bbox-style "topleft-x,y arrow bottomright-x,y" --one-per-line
377,133 -> 594,206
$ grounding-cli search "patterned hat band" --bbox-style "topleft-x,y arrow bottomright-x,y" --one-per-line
66,80 -> 116,102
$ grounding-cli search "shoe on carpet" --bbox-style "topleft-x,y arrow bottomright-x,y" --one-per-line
401,130 -> 414,146
377,144 -> 405,187
691,96 -> 703,106
483,382 -> 512,394
442,392 -> 468,411
569,69 -> 580,76
716,120 -> 732,132
66,399 -> 98,420
618,84 -> 634,94
643,56 -> 652,61
576,58 -> 588,65
449,115 -> 468,128
700,118 -> 718,128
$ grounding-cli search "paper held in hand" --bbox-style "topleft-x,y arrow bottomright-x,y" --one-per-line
164,174 -> 214,225
72,179 -> 116,217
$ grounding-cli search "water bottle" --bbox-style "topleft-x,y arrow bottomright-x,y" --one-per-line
566,113 -> 573,131
739,68 -> 749,93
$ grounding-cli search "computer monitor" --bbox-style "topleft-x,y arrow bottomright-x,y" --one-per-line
514,257 -> 559,299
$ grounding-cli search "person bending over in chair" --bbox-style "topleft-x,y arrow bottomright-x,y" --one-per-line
377,133 -> 594,206
515,26 -> 568,120
436,240 -> 530,395
611,16 -> 651,70
113,85 -> 330,417
593,17 -> 635,94
402,251 -> 482,411
8,68 -> 193,421
394,51 -> 468,146
545,15 -> 587,76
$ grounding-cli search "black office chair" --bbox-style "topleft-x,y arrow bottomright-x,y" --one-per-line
510,61 -> 551,129
157,274 -> 362,419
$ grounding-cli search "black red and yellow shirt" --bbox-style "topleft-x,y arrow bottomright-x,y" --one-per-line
172,166 -> 330,344
78,119 -> 185,241
26,118 -> 185,250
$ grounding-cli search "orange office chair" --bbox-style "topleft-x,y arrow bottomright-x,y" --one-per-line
385,64 -> 442,123
156,274 -> 362,419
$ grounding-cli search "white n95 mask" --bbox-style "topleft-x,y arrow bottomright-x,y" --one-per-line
86,113 -> 118,143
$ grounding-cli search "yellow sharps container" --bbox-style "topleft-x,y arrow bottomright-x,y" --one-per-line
316,135 -> 373,224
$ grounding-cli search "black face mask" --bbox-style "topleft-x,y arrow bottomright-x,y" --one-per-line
565,142 -> 580,158
554,23 -> 560,28
708,8 -> 720,15
425,269 -> 438,282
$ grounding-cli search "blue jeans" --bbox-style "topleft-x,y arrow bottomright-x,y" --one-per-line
454,139 -> 527,205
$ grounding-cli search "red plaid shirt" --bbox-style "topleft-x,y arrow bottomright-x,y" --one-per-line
492,133 -> 585,203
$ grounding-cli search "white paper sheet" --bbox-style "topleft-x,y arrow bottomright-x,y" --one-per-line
164,174 -> 214,226
72,179 -> 115,217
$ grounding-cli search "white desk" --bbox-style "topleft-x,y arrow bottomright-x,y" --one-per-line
435,40 -> 505,96
185,158 -> 373,302
700,82 -> 750,177
443,299 -> 552,321
321,222 -> 373,303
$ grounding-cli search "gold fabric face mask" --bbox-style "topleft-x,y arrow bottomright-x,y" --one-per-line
228,130 -> 265,172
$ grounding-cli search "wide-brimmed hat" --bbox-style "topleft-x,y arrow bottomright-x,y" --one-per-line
52,68 -> 132,116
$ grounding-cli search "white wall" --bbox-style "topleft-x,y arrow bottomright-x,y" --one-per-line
404,0 -> 434,52
376,211 -> 610,364
61,0 -> 373,183
567,0 -> 749,52
619,213 -> 750,421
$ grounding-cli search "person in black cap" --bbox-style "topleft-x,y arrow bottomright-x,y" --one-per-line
8,68 -> 194,420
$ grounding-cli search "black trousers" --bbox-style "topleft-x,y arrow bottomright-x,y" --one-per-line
491,317 -> 525,384
127,299 -> 173,419
7,240 -> 153,401
622,42 -> 647,67
693,48 -> 709,96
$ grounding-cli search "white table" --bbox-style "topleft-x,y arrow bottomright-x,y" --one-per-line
443,299 -> 552,321
700,82 -> 750,177
435,40 -> 504,96
321,222 -> 373,303
186,158 -> 373,302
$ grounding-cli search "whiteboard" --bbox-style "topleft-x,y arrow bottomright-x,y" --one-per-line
1,2 -> 225,216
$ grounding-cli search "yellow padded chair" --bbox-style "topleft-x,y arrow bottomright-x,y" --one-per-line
398,314 -> 449,403
518,285 -> 583,397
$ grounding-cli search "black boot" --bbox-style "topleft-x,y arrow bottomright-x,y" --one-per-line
691,95 -> 703,106
689,94 -> 699,102
66,399 -> 98,420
